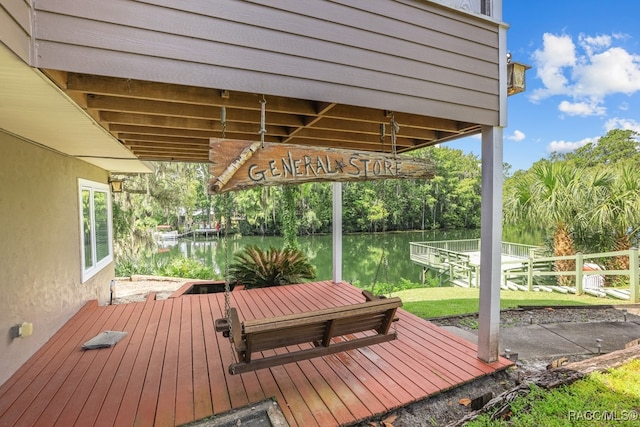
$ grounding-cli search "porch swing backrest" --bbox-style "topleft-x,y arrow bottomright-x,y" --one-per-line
221,292 -> 402,374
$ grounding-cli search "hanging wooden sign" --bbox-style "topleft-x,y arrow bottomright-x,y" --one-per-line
208,138 -> 434,193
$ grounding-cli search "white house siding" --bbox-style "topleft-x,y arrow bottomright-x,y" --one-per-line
30,0 -> 500,126
0,131 -> 113,386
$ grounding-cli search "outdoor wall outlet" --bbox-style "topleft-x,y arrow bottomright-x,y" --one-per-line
18,322 -> 33,338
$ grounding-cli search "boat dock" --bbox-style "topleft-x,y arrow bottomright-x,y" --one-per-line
409,239 -> 638,301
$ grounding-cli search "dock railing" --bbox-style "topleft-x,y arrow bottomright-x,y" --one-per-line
410,240 -> 639,303
410,239 -> 483,287
502,248 -> 639,302
409,239 -> 480,286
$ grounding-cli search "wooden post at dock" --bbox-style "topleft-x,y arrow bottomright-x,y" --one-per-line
629,247 -> 639,303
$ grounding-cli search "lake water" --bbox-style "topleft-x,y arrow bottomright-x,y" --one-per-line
158,226 -> 542,286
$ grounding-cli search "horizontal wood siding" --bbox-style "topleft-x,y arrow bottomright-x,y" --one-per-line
32,0 -> 500,125
0,0 -> 32,61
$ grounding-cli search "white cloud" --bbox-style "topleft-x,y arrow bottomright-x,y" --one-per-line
530,32 -> 640,105
578,34 -> 611,56
573,47 -> 640,97
547,137 -> 595,154
605,117 -> 640,133
530,33 -> 576,101
558,100 -> 606,116
506,130 -> 526,141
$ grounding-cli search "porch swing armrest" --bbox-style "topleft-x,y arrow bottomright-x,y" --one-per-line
214,308 -> 246,352
228,308 -> 245,352
362,290 -> 387,301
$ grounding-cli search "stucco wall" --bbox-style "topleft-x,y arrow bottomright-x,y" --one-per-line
0,130 -> 114,386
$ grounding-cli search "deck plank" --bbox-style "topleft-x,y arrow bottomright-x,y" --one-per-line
135,299 -> 174,427
3,304 -> 119,426
112,300 -> 165,426
0,281 -> 513,427
200,295 -> 232,415
0,301 -> 99,403
72,302 -> 145,427
93,298 -> 158,427
174,297 -> 196,426
189,297 -> 214,422
259,286 -> 338,427
46,303 -> 136,427
154,299 -> 182,427
0,301 -> 100,415
277,284 -> 388,416
233,287 -> 307,426
273,286 -> 357,425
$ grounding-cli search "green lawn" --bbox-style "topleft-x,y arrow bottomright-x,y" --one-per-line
393,287 -> 628,318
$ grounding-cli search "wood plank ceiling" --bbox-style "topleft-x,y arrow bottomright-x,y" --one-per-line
43,70 -> 481,163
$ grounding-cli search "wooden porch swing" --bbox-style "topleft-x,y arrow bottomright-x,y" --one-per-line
209,102 -> 425,375
214,290 -> 402,374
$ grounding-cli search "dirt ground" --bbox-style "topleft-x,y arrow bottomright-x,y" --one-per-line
112,277 -> 639,427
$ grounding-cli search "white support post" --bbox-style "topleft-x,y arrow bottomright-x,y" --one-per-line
332,182 -> 343,283
477,125 -> 503,363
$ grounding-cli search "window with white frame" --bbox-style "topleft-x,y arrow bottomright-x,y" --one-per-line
79,179 -> 113,282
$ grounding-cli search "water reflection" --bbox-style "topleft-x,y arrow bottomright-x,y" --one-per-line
154,230 -> 489,285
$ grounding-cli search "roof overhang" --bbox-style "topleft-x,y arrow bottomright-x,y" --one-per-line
0,43 -> 152,173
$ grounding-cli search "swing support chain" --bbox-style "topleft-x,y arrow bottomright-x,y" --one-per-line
220,106 -> 227,139
221,166 -> 237,373
259,95 -> 267,148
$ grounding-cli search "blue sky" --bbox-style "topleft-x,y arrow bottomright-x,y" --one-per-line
445,0 -> 640,173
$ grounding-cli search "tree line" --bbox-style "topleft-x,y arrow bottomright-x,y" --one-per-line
504,129 -> 640,282
112,146 -> 484,245
113,128 -> 640,267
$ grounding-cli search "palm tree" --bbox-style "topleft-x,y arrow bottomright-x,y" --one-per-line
582,164 -> 640,281
504,161 -> 587,285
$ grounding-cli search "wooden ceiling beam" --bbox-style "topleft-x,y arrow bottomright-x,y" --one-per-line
282,102 -> 337,143
109,122 -> 289,138
41,69 -> 483,163
125,143 -> 209,152
109,124 -> 216,138
100,111 -> 216,130
288,128 -> 414,148
129,152 -> 206,161
88,95 -> 307,128
88,95 -> 216,119
126,145 -> 208,154
310,117 -> 437,140
323,105 -> 465,132
118,134 -> 208,144
122,133 -> 280,147
280,138 -> 406,152
64,73 -> 318,114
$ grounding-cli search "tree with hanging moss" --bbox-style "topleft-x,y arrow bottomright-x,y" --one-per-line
281,185 -> 300,249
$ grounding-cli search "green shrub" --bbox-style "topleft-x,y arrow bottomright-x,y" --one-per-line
115,254 -> 165,277
159,257 -> 213,279
229,245 -> 316,289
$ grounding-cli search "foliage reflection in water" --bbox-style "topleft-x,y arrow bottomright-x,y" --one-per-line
119,226 -> 543,290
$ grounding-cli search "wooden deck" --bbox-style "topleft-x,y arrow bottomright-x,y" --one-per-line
0,281 -> 512,427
